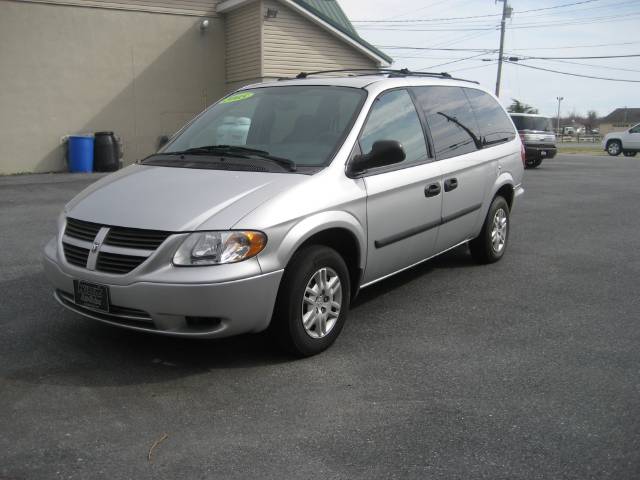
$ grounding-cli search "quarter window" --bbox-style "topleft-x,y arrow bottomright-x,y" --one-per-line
464,88 -> 517,146
359,89 -> 428,166
413,86 -> 480,160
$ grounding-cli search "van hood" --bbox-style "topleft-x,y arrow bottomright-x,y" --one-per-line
65,164 -> 308,231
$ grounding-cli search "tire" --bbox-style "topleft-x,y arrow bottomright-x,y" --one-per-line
623,151 -> 637,157
469,196 -> 510,264
607,140 -> 622,156
271,245 -> 350,357
525,157 -> 542,169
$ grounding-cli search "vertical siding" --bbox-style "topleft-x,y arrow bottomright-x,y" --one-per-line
15,0 -> 220,16
262,0 -> 376,78
225,0 -> 262,85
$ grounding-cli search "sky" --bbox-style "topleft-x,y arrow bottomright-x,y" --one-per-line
339,0 -> 640,118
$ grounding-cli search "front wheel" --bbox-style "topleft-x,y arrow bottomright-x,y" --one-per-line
623,151 -> 637,157
271,245 -> 350,357
469,196 -> 510,264
607,140 -> 622,156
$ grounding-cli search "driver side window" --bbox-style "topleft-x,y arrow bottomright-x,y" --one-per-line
359,89 -> 428,166
630,125 -> 640,134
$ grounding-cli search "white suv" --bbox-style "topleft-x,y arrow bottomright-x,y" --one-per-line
603,123 -> 640,157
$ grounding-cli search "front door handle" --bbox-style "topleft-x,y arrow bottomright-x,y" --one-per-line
425,183 -> 441,197
444,178 -> 458,192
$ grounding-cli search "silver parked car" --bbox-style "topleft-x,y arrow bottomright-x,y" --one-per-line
509,113 -> 557,169
44,70 -> 525,356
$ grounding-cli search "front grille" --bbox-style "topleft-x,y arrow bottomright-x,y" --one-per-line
104,226 -> 171,250
96,251 -> 147,274
63,242 -> 90,267
65,218 -> 102,241
62,217 -> 174,274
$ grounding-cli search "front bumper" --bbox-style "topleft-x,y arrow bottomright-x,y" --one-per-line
43,238 -> 283,338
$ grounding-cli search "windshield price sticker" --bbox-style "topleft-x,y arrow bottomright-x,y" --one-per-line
221,92 -> 254,104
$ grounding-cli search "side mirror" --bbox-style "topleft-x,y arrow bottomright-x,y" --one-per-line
158,135 -> 170,148
349,140 -> 406,175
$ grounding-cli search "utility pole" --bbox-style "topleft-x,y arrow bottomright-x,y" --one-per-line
556,96 -> 564,138
495,0 -> 511,97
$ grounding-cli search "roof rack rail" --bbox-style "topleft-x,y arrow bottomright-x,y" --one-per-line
288,68 -> 479,84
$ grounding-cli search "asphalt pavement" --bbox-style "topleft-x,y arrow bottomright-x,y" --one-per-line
1,155 -> 639,479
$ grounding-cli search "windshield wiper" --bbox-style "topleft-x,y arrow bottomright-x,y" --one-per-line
165,145 -> 297,171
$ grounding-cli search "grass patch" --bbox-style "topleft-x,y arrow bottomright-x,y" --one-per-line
557,145 -> 606,156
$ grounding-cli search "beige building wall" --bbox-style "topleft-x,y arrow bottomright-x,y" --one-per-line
599,123 -> 635,136
261,0 -> 376,79
0,0 -> 226,174
17,0 -> 219,15
224,0 -> 262,90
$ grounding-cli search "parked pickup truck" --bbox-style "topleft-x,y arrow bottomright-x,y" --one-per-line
603,123 -> 640,157
509,113 -> 557,169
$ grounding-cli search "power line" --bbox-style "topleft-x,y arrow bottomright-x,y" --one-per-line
536,58 -> 640,74
379,46 -> 495,51
416,51 -> 490,71
357,12 -> 640,31
377,41 -> 640,52
517,53 -> 640,60
504,12 -> 640,29
353,0 -> 603,22
429,29 -> 498,49
358,26 -> 499,32
354,12 -> 502,23
449,61 -> 498,73
508,40 -> 640,51
503,60 -> 640,83
384,0 -> 461,21
507,0 -> 602,14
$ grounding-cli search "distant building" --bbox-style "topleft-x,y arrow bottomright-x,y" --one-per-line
599,108 -> 640,136
0,0 -> 390,174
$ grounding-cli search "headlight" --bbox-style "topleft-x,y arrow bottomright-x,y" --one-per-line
173,231 -> 266,266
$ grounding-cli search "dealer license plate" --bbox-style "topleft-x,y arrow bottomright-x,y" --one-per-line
73,280 -> 110,312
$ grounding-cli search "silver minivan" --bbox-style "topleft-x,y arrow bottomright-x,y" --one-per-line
44,71 -> 525,356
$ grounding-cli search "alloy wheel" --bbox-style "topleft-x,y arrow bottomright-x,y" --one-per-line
301,267 -> 342,339
491,208 -> 508,254
608,142 -> 621,155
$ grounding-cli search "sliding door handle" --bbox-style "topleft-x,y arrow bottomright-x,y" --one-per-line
425,183 -> 441,197
444,178 -> 458,192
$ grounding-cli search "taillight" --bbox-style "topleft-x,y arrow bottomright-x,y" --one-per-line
520,141 -> 526,166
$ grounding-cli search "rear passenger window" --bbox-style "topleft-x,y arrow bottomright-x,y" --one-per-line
359,89 -> 428,166
413,86 -> 481,160
464,88 -> 516,146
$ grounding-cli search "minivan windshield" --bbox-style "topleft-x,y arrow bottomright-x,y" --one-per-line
510,115 -> 553,132
162,86 -> 367,169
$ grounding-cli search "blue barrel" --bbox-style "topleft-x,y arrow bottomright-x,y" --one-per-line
68,135 -> 94,173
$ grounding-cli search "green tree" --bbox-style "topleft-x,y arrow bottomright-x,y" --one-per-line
507,99 -> 539,114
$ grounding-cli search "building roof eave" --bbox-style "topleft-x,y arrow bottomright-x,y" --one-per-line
217,0 -> 392,66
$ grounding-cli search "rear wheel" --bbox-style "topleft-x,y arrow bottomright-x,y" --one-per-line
271,245 -> 350,357
525,157 -> 543,169
469,196 -> 510,264
607,140 -> 622,156
623,151 -> 637,157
